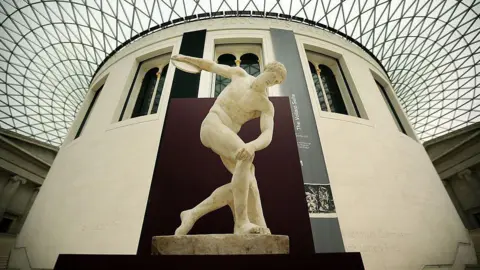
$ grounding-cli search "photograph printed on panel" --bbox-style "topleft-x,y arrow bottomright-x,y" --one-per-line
304,183 -> 336,217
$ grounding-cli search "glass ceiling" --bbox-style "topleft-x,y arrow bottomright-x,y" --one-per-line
0,0 -> 478,146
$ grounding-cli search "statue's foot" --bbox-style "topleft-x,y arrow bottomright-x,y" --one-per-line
234,222 -> 271,235
174,210 -> 195,235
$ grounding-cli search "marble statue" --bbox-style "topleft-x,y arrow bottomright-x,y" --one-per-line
170,54 -> 287,235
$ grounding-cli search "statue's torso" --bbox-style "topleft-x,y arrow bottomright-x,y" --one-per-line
210,75 -> 269,133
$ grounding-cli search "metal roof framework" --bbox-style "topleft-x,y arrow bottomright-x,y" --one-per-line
0,0 -> 478,145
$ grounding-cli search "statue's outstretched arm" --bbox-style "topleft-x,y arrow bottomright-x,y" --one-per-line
171,54 -> 245,78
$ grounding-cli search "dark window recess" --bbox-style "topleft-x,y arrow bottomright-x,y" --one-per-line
215,54 -> 236,97
215,52 -> 261,97
292,16 -> 304,22
169,30 -> 206,99
160,21 -> 171,28
240,53 -> 260,77
172,18 -> 184,24
266,12 -> 278,17
318,64 -> 347,115
335,59 -> 360,117
151,65 -> 168,114
474,212 -> 480,227
119,65 -> 141,121
75,86 -> 103,139
376,81 -> 407,135
309,62 -> 328,111
132,68 -> 159,118
0,217 -> 13,233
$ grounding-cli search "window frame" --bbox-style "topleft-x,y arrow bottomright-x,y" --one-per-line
213,44 -> 263,97
74,85 -> 103,139
102,40 -> 179,133
198,29 -> 276,98
371,70 -> 418,139
306,51 -> 358,117
376,80 -> 407,135
119,54 -> 171,121
62,74 -> 108,145
296,36 -> 370,124
130,67 -> 160,118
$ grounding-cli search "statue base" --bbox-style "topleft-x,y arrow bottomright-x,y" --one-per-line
152,234 -> 289,255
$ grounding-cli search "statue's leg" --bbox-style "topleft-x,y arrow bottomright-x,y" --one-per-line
231,159 -> 250,231
231,159 -> 270,235
197,114 -> 268,234
247,164 -> 267,228
174,183 -> 232,235
221,156 -> 236,226
222,157 -> 267,230
175,155 -> 238,235
175,163 -> 269,235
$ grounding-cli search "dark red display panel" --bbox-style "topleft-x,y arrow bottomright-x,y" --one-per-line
137,97 -> 315,255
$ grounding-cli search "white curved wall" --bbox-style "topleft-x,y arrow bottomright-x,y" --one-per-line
15,18 -> 476,269
293,28 -> 476,268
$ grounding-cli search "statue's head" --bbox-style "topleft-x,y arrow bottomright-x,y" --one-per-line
262,61 -> 287,87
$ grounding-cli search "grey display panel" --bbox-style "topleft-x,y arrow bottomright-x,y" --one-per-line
270,28 -> 344,252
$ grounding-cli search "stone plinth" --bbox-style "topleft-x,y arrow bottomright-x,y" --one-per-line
152,234 -> 289,255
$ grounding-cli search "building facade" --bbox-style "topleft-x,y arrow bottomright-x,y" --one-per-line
0,128 -> 58,268
425,122 -> 480,264
11,18 -> 477,269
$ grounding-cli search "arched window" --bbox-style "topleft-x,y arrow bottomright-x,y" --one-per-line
213,44 -> 263,97
132,64 -> 170,118
306,51 -> 361,117
151,64 -> 168,114
318,64 -> 347,115
309,61 -> 328,111
240,53 -> 260,76
214,54 -> 236,97
132,67 -> 159,118
119,54 -> 171,121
